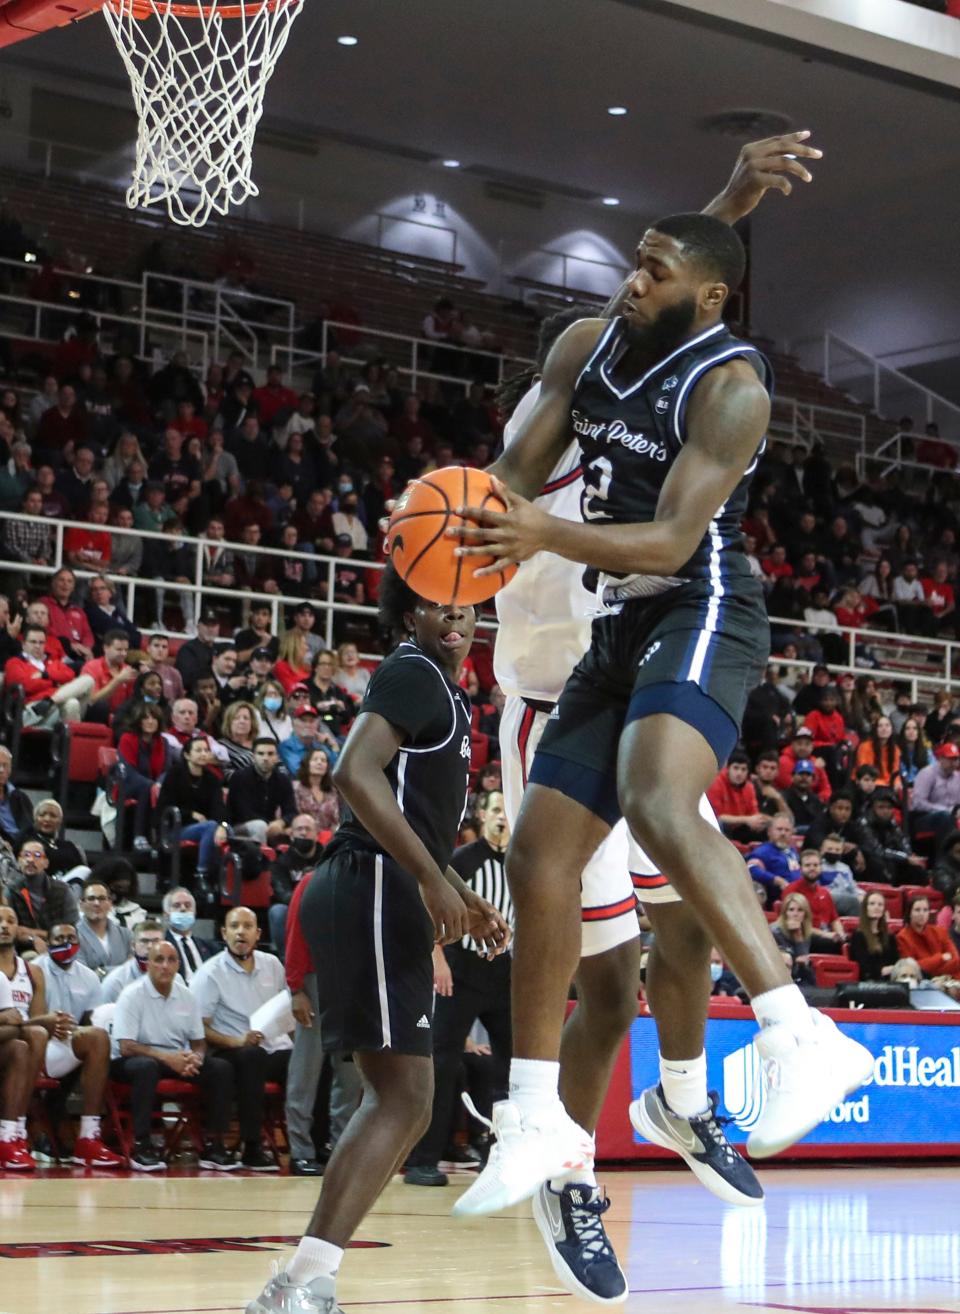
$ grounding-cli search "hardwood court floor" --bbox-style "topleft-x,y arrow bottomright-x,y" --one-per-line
2,1164 -> 959,1313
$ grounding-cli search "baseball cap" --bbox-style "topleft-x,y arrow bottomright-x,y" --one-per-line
252,647 -> 273,661
335,533 -> 353,546
198,607 -> 219,626
294,704 -> 318,718
792,726 -> 813,740
291,682 -> 310,694
792,758 -> 815,775
937,742 -> 960,760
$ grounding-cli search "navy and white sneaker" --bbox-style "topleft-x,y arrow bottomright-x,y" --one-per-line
629,1085 -> 763,1206
532,1181 -> 628,1305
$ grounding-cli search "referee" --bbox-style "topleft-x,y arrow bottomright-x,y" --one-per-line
404,790 -> 513,1186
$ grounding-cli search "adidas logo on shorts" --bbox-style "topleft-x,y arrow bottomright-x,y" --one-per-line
416,1015 -> 430,1029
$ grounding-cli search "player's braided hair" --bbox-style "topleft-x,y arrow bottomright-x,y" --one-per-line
495,302 -> 596,419
377,560 -> 421,649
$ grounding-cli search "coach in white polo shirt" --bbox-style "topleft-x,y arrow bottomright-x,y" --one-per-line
190,906 -> 292,1172
111,940 -> 238,1173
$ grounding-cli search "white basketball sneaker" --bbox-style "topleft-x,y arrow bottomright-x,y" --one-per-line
746,1010 -> 875,1159
452,1100 -> 595,1218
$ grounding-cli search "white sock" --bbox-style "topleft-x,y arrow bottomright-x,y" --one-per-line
286,1236 -> 343,1288
660,1052 -> 709,1119
508,1058 -> 561,1118
752,983 -> 816,1038
16,1117 -> 26,1138
80,1116 -> 101,1140
550,1163 -> 598,1191
0,1120 -> 17,1142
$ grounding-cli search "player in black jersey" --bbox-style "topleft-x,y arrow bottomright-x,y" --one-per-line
246,566 -> 509,1314
454,209 -> 873,1219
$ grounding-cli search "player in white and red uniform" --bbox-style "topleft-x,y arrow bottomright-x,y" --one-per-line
491,310 -> 761,1305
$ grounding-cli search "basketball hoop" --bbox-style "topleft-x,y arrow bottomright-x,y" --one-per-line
101,0 -> 305,227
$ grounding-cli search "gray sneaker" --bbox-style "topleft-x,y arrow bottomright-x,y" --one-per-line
245,1268 -> 342,1313
629,1084 -> 764,1207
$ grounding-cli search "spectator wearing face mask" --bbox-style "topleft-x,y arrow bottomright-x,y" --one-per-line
709,948 -> 741,997
32,921 -> 125,1167
817,834 -> 863,915
162,888 -> 217,984
254,681 -> 293,744
268,815 -> 325,952
100,920 -> 166,1004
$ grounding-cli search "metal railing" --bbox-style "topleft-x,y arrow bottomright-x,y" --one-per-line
0,512 -> 951,694
374,213 -> 459,269
855,429 -> 960,482
0,287 -> 210,373
0,513 -> 497,655
767,397 -> 867,456
271,319 -> 534,393
824,332 -> 960,439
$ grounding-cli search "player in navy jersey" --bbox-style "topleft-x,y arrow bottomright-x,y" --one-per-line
454,205 -> 873,1219
246,564 -> 509,1314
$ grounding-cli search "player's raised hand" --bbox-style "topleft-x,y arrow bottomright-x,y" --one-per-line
705,130 -> 823,224
451,476 -> 550,576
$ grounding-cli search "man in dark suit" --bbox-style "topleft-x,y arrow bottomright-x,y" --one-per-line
162,886 -> 218,984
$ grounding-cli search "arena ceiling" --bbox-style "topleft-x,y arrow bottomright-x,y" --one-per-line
4,0 -> 960,223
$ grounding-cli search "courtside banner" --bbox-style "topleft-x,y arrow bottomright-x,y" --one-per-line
594,1007 -> 960,1160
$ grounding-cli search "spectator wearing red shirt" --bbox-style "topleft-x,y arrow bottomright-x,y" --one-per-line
783,848 -> 845,950
64,503 -> 113,573
41,567 -> 95,664
922,561 -> 956,634
800,687 -> 849,781
252,365 -> 299,429
834,586 -> 879,634
3,623 -> 95,726
896,894 -> 960,980
777,727 -> 831,802
274,631 -> 312,696
761,543 -> 792,585
81,629 -> 138,721
706,751 -> 767,844
118,703 -> 171,849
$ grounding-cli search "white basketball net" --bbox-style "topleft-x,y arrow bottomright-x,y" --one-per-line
102,0 -> 305,227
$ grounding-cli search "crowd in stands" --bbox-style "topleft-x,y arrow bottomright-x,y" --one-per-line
2,306 -> 960,1171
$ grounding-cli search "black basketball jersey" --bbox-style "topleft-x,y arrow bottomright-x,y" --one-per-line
332,641 -> 473,872
571,318 -> 772,602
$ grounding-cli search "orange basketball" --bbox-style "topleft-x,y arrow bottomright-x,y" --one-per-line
385,466 -> 518,605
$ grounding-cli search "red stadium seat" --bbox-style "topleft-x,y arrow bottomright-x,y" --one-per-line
809,954 -> 860,988
68,722 -> 115,781
470,730 -> 489,771
105,1079 -> 205,1160
899,885 -> 943,914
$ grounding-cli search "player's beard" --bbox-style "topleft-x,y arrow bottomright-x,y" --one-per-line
623,295 -> 698,359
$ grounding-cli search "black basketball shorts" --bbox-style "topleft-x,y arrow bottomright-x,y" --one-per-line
299,844 -> 435,1058
530,575 -> 769,824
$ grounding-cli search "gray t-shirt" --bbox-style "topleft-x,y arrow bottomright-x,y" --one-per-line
190,949 -> 291,1053
111,974 -> 204,1060
36,956 -> 100,1022
100,958 -> 145,1005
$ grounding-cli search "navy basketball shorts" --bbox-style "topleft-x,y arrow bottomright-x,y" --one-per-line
299,844 -> 435,1058
530,576 -> 770,826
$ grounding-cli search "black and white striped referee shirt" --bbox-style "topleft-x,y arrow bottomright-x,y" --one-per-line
450,838 -> 514,954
